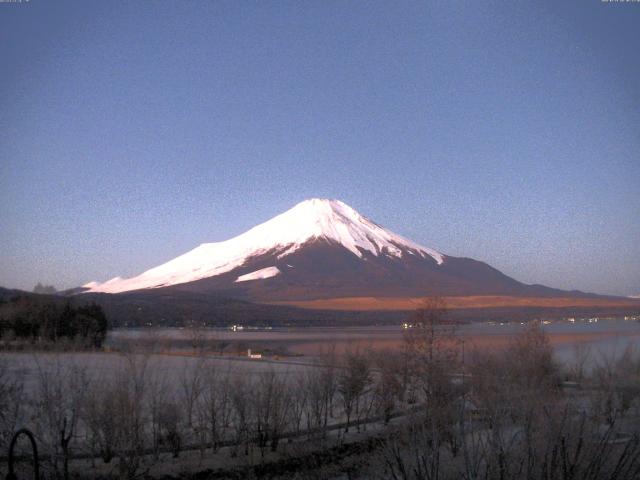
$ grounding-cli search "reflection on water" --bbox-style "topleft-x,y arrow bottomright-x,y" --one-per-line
107,318 -> 640,367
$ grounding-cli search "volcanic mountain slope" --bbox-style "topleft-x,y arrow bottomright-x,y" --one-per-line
83,199 -> 595,302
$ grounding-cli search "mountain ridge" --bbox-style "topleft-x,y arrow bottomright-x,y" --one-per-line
80,199 -> 614,302
83,198 -> 445,294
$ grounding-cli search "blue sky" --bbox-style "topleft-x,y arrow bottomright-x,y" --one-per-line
1,1 -> 639,296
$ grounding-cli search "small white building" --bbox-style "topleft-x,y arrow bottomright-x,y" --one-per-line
247,349 -> 262,359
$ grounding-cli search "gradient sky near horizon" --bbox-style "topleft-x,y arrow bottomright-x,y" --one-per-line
1,1 -> 639,296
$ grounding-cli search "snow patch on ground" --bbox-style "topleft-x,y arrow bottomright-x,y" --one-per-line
235,266 -> 281,283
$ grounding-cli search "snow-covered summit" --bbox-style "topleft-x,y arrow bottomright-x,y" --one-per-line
83,198 -> 444,294
278,199 -> 444,262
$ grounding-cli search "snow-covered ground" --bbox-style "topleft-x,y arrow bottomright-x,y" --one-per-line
235,266 -> 281,282
1,351 -> 310,398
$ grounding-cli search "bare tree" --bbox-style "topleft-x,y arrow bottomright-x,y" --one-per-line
198,363 -> 233,452
230,374 -> 251,457
82,353 -> 150,479
337,349 -> 372,433
288,372 -> 309,437
568,342 -> 592,383
252,368 -> 292,455
146,364 -> 172,459
33,356 -> 89,480
156,400 -> 181,458
304,366 -> 328,436
0,357 -> 24,454
186,322 -> 210,354
377,419 -> 447,480
304,353 -> 338,438
114,354 -> 150,479
507,322 -> 558,391
373,323 -> 640,480
460,404 -> 640,480
83,378 -> 117,464
403,297 -> 460,407
373,351 -> 404,424
179,357 -> 205,446
590,344 -> 640,424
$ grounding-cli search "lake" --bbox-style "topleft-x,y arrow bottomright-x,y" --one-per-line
106,317 -> 640,367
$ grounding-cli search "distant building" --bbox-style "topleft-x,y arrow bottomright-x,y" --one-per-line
247,348 -> 262,359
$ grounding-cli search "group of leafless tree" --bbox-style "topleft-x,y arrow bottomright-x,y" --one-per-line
0,345 -> 394,479
369,301 -> 640,480
1,299 -> 639,479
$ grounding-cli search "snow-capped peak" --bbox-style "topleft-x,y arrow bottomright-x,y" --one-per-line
83,198 -> 444,294
273,199 -> 444,262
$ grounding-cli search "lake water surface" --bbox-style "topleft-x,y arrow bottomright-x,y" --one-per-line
107,318 -> 640,367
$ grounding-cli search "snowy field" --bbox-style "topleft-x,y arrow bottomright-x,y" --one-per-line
0,351 -> 312,398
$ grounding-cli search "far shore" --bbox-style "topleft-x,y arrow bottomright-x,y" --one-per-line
269,295 -> 640,311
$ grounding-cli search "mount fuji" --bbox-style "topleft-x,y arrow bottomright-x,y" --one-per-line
82,199 -> 588,302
